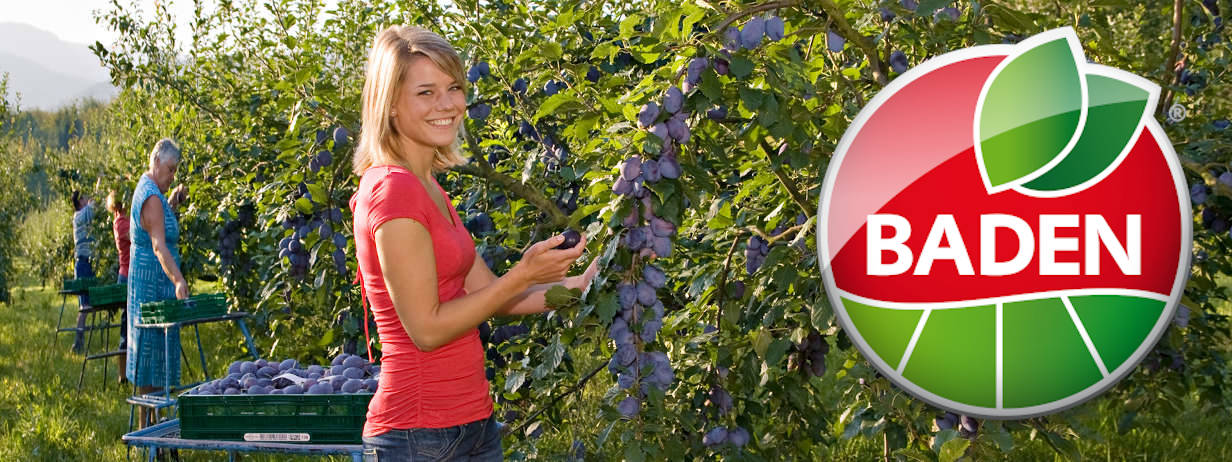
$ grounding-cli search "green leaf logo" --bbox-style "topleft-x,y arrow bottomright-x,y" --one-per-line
975,28 -> 1156,195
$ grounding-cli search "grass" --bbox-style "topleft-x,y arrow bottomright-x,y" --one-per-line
2,279 -> 1232,461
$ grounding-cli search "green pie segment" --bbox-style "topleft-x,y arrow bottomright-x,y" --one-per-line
842,298 -> 923,367
1068,295 -> 1164,373
841,293 -> 1166,411
901,305 -> 997,408
1001,298 -> 1102,408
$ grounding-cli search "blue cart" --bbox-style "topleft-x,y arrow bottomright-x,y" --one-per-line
122,418 -> 363,461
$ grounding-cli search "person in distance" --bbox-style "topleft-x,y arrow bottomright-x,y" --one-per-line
69,188 -> 97,354
107,189 -> 132,384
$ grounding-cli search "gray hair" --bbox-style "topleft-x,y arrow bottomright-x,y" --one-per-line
148,138 -> 182,168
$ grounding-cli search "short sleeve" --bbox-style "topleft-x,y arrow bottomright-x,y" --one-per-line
366,169 -> 432,235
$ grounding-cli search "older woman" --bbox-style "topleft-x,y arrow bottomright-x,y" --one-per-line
351,26 -> 598,461
126,138 -> 189,428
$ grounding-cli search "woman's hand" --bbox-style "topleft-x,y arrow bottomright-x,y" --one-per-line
175,279 -> 189,300
168,184 -> 188,208
512,232 -> 588,287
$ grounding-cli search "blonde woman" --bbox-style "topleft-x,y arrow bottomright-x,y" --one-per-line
349,26 -> 598,461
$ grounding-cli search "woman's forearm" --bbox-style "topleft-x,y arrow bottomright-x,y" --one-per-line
400,270 -> 533,351
151,241 -> 184,285
492,281 -> 565,317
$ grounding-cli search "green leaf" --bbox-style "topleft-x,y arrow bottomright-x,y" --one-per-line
986,422 -> 1014,452
545,285 -> 580,308
506,370 -> 526,393
729,56 -> 754,79
1021,73 -> 1151,191
1042,429 -> 1081,460
931,429 -> 960,452
699,71 -> 722,100
594,291 -> 618,322
619,15 -> 644,39
316,328 -> 334,347
534,93 -> 584,122
772,265 -> 796,289
305,182 -> 326,203
938,437 -> 970,462
591,42 -> 617,61
624,443 -> 646,462
533,339 -> 565,379
540,41 -> 563,60
766,338 -> 792,366
752,328 -> 772,360
739,87 -> 764,110
977,30 -> 1084,191
983,2 -> 1038,30
294,197 -> 313,215
841,412 -> 865,439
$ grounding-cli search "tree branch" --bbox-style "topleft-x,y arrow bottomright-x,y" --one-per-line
456,131 -> 569,228
758,140 -> 812,213
712,0 -> 802,38
817,0 -> 888,86
1158,0 -> 1184,116
713,235 -> 741,328
502,360 -> 607,437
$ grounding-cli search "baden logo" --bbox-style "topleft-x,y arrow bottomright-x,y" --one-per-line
818,27 -> 1192,419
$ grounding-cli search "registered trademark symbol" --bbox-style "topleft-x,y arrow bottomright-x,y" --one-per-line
1167,103 -> 1187,123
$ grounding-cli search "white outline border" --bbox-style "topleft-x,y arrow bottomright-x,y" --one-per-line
816,26 -> 1194,420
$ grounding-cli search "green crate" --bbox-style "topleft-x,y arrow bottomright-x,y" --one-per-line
139,293 -> 229,324
62,277 -> 100,293
178,392 -> 372,444
87,283 -> 127,307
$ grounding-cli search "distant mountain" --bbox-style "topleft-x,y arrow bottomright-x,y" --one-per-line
0,22 -> 115,111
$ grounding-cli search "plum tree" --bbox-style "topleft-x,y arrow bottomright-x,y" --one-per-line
78,0 -> 1232,459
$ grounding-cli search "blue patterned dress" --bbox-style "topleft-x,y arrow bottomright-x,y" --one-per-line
125,174 -> 182,387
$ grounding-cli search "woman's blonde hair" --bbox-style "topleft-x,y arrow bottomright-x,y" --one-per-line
353,26 -> 469,176
106,190 -> 126,214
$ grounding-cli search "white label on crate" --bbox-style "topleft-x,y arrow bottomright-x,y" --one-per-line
273,372 -> 309,386
243,433 -> 311,442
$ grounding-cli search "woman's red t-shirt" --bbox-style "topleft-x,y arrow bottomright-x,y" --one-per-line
350,165 -> 492,436
113,212 -> 131,277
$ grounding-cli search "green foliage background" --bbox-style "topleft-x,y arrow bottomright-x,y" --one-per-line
1,0 -> 1230,460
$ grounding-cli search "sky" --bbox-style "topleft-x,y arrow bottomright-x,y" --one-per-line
5,0 -> 199,46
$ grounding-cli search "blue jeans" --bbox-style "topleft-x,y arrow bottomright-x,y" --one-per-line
72,256 -> 95,349
362,414 -> 502,462
117,274 -> 128,351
